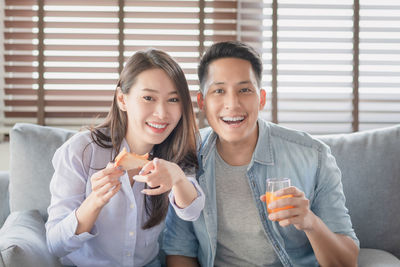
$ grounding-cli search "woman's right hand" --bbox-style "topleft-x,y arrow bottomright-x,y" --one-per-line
89,163 -> 124,209
75,163 -> 124,235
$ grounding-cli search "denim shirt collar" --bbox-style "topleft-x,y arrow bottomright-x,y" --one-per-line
199,118 -> 275,168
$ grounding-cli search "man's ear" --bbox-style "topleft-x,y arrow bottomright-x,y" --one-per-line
259,89 -> 266,110
116,87 -> 127,111
197,92 -> 204,110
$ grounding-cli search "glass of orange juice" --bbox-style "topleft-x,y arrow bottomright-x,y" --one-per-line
266,178 -> 294,214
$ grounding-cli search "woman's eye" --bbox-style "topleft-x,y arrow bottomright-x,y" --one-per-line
240,88 -> 251,93
143,96 -> 153,101
169,98 -> 179,103
215,89 -> 224,94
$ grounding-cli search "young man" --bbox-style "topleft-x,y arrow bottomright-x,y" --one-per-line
163,41 -> 359,266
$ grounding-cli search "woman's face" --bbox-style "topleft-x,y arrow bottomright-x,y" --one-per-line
118,68 -> 182,154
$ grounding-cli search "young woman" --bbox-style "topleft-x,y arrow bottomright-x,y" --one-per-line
45,49 -> 205,267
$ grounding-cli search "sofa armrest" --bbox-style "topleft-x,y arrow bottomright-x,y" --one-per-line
0,210 -> 62,267
0,171 -> 10,228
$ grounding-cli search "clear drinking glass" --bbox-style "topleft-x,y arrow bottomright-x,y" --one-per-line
266,178 -> 294,214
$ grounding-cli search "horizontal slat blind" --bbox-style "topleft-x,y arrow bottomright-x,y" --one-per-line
238,0 -> 272,121
359,0 -> 400,131
3,0 -> 240,131
4,0 -> 118,131
4,0 -> 39,130
0,0 -> 4,134
273,0 -> 354,134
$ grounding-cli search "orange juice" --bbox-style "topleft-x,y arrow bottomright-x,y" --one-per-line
266,192 -> 294,214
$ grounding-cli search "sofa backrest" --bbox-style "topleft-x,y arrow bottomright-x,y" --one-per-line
318,125 -> 400,259
8,123 -> 400,258
9,123 -> 76,221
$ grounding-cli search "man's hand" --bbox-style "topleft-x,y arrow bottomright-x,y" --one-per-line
260,186 -> 317,231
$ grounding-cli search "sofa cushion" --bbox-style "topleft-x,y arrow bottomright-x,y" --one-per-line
0,210 -> 62,267
318,125 -> 400,259
358,248 -> 400,267
0,171 -> 10,227
9,123 -> 76,221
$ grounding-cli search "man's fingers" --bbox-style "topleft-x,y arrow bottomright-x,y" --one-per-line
260,194 -> 266,202
275,186 -> 303,197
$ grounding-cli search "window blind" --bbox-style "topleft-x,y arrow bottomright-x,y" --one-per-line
271,0 -> 355,134
3,0 -> 238,132
359,0 -> 400,131
238,0 -> 272,121
4,0 -> 119,131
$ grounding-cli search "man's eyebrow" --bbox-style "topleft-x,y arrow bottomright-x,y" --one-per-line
210,81 -> 252,86
141,88 -> 178,95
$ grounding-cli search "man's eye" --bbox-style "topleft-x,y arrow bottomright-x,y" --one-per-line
143,96 -> 153,101
215,89 -> 224,94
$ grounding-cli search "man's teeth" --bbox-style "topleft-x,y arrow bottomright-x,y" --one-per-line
147,122 -> 167,129
222,116 -> 245,122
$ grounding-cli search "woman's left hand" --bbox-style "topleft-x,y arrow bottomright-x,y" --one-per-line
133,157 -> 186,195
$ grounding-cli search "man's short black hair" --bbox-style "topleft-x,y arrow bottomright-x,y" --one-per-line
198,41 -> 263,93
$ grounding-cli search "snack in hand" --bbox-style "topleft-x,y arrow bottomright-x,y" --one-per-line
114,147 -> 149,170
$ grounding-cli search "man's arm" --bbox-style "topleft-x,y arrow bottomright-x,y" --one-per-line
262,189 -> 359,266
305,215 -> 359,266
261,143 -> 359,266
166,255 -> 199,267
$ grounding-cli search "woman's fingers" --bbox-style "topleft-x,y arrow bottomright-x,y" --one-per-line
92,169 -> 124,191
102,182 -> 122,202
141,185 -> 168,196
139,160 -> 155,175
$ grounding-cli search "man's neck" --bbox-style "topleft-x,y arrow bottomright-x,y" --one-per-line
216,125 -> 259,166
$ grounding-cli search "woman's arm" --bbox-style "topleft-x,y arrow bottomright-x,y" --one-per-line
75,164 -> 123,234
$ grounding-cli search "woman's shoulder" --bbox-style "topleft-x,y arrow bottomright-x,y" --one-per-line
57,128 -> 111,156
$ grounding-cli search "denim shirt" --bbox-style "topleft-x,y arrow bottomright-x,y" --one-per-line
163,119 -> 359,267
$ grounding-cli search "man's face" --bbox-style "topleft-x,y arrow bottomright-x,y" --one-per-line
198,57 -> 266,145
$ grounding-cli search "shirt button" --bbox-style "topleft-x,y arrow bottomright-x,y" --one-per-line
130,203 -> 134,209
126,252 -> 131,257
129,231 -> 134,236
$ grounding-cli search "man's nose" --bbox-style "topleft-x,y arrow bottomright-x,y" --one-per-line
224,92 -> 240,110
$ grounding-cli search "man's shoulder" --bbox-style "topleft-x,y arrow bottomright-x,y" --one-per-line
263,120 -> 326,152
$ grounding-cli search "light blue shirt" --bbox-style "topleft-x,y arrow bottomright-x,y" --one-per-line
46,130 -> 205,267
163,119 -> 359,267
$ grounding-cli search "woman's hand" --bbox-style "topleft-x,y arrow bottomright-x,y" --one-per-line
88,163 -> 124,209
133,158 -> 198,208
133,158 -> 185,195
75,163 -> 124,234
260,186 -> 317,231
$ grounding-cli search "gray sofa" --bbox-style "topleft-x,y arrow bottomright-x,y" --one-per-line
0,123 -> 399,267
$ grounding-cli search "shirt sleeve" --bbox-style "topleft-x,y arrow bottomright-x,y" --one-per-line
45,135 -> 98,257
168,176 -> 205,221
312,143 -> 360,247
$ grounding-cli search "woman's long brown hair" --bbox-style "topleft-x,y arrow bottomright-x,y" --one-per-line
89,49 -> 199,229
